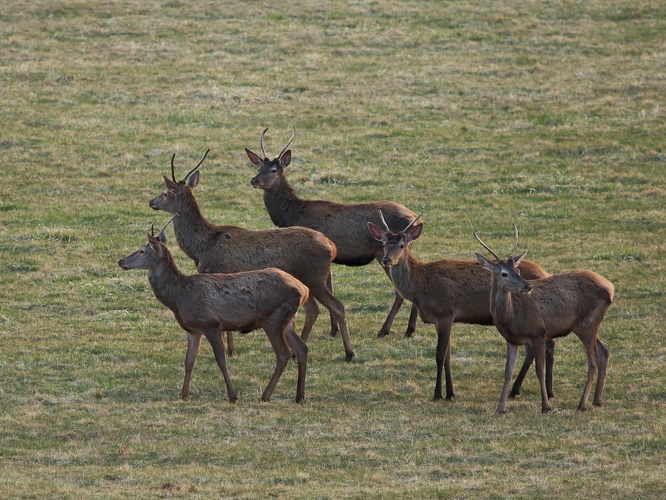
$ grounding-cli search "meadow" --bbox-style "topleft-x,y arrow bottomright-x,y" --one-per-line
0,0 -> 665,498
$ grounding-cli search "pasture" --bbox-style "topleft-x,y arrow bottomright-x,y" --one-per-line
1,0 -> 665,498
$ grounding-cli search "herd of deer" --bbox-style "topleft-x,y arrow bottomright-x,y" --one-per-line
118,129 -> 614,416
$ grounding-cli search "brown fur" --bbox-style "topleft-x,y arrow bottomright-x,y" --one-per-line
368,220 -> 552,402
118,232 -> 310,403
149,167 -> 355,361
476,248 -> 613,415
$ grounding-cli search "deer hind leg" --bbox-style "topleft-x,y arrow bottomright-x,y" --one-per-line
181,332 -> 203,400
299,297 -> 320,343
261,311 -> 297,402
326,271 -> 339,338
433,318 -> 454,401
203,329 -> 238,403
592,339 -> 609,407
285,323 -> 309,402
495,343 -> 520,416
312,286 -> 355,361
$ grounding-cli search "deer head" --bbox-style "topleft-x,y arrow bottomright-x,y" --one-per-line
247,127 -> 295,190
118,215 -> 178,270
149,149 -> 209,213
367,210 -> 424,267
474,224 -> 532,294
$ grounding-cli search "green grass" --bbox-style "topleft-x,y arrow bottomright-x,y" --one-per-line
1,0 -> 665,497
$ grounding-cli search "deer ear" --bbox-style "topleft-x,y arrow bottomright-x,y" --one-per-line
156,230 -> 167,244
367,222 -> 387,242
245,148 -> 262,165
188,171 -> 200,189
164,175 -> 182,194
280,150 -> 291,168
404,223 -> 423,244
475,252 -> 495,270
512,250 -> 528,267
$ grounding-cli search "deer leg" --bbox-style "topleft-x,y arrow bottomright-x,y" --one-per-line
326,271 -> 339,338
545,339 -> 555,399
378,291 -> 405,338
592,339 -> 609,407
495,343 -> 519,416
260,323 -> 293,403
313,286 -> 355,361
181,332 -> 203,401
532,339 -> 551,414
405,304 -> 418,338
433,318 -> 454,401
509,345 -> 534,399
299,297 -> 319,343
226,331 -> 236,357
510,339 -> 556,399
285,323 -> 309,402
203,329 -> 238,403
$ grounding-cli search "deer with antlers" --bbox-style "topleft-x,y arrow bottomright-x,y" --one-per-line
246,128 -> 421,339
367,211 -> 554,402
118,216 -> 310,403
474,225 -> 613,415
149,149 -> 355,361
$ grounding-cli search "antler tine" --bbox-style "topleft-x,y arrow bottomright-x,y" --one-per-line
377,209 -> 390,232
159,213 -> 179,235
473,231 -> 500,261
180,148 -> 210,184
170,153 -> 177,183
259,127 -> 269,159
277,126 -> 296,159
402,209 -> 425,233
510,223 -> 520,258
150,221 -> 157,238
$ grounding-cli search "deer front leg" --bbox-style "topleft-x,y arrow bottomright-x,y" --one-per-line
378,291 -> 404,338
495,343 -> 519,416
532,339 -> 551,414
181,332 -> 203,400
433,318 -> 454,401
204,330 -> 238,403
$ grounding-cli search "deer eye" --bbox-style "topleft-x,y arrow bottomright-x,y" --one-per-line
501,271 -> 508,277
271,168 -> 277,174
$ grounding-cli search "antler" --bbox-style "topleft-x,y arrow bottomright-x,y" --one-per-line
377,209 -> 390,232
179,148 -> 210,184
402,210 -> 424,233
159,213 -> 179,235
170,153 -> 177,183
510,223 -> 519,258
277,127 -> 296,159
259,127 -> 269,159
473,231 -> 500,261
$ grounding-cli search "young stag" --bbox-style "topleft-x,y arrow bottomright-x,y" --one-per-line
117,217 -> 310,403
367,211 -> 553,402
149,150 -> 355,361
246,128 -> 420,339
474,225 -> 613,415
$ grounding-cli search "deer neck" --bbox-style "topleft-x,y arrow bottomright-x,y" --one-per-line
262,178 -> 305,227
488,279 -> 518,331
389,251 -> 421,302
172,192 -> 217,261
147,251 -> 187,312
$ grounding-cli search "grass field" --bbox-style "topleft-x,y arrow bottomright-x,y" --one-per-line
1,0 -> 665,498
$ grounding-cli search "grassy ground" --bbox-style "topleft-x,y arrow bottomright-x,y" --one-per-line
1,0 -> 665,498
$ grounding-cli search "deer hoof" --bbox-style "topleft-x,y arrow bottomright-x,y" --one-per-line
345,352 -> 356,362
493,409 -> 506,417
403,329 -> 415,338
295,395 -> 305,403
377,329 -> 389,338
541,407 -> 552,414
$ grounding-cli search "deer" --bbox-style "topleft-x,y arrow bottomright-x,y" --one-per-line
246,127 -> 421,340
367,211 -> 554,402
148,149 -> 355,362
474,225 -> 613,415
117,216 -> 310,403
